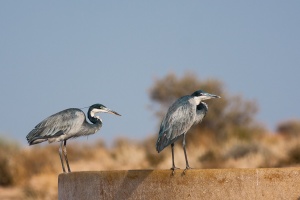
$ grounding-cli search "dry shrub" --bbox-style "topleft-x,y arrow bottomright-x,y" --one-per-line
0,137 -> 21,186
277,120 -> 300,138
62,140 -> 103,162
111,138 -> 148,169
288,145 -> 300,164
277,142 -> 300,167
22,173 -> 57,200
223,141 -> 259,160
142,136 -> 165,168
199,149 -> 222,169
13,145 -> 59,185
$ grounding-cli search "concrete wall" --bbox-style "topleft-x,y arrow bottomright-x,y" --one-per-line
58,168 -> 300,200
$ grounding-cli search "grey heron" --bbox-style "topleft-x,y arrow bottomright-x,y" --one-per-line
156,90 -> 220,174
26,104 -> 121,173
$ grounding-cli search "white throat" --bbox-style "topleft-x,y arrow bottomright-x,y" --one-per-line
90,108 -> 102,121
193,96 -> 202,105
193,95 -> 212,104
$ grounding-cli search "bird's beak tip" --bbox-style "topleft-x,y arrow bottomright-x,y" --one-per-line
110,110 -> 121,116
208,94 -> 221,99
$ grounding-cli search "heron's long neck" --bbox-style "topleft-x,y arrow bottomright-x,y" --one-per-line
197,102 -> 208,111
194,102 -> 208,125
81,109 -> 102,136
87,108 -> 102,125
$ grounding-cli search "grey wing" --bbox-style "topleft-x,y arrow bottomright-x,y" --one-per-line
26,108 -> 86,145
156,96 -> 196,152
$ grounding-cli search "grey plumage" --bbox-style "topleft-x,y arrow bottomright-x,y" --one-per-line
26,104 -> 120,173
27,109 -> 100,144
156,90 -> 220,174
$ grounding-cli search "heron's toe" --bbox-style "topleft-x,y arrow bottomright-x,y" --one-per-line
170,166 -> 180,175
183,166 -> 192,175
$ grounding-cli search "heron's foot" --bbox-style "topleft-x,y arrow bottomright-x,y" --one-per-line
171,166 -> 180,175
183,166 -> 192,175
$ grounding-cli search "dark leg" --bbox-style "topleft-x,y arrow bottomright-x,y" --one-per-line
59,141 -> 66,173
171,143 -> 179,175
183,134 -> 191,174
63,140 -> 71,173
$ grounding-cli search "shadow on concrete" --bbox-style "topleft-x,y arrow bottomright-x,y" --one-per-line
114,170 -> 154,199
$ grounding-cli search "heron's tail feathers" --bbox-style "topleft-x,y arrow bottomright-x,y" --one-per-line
156,132 -> 169,153
26,129 -> 41,145
26,129 -> 64,145
28,138 -> 47,145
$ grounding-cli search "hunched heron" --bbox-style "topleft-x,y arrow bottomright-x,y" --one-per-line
26,103 -> 121,173
156,90 -> 220,174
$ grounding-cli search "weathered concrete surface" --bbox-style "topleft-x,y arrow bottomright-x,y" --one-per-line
58,168 -> 300,200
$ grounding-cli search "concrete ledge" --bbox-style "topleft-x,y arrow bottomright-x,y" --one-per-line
58,168 -> 300,200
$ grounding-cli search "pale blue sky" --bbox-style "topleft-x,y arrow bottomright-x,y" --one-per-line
0,1 -> 299,145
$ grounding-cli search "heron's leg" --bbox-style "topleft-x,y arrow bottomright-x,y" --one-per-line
59,141 -> 66,173
170,143 -> 179,175
183,134 -> 191,174
63,140 -> 71,173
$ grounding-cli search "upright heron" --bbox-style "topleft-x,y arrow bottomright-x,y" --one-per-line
156,90 -> 220,174
26,103 -> 121,173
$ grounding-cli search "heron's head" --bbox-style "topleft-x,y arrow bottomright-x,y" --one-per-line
191,90 -> 221,104
89,104 -> 121,117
